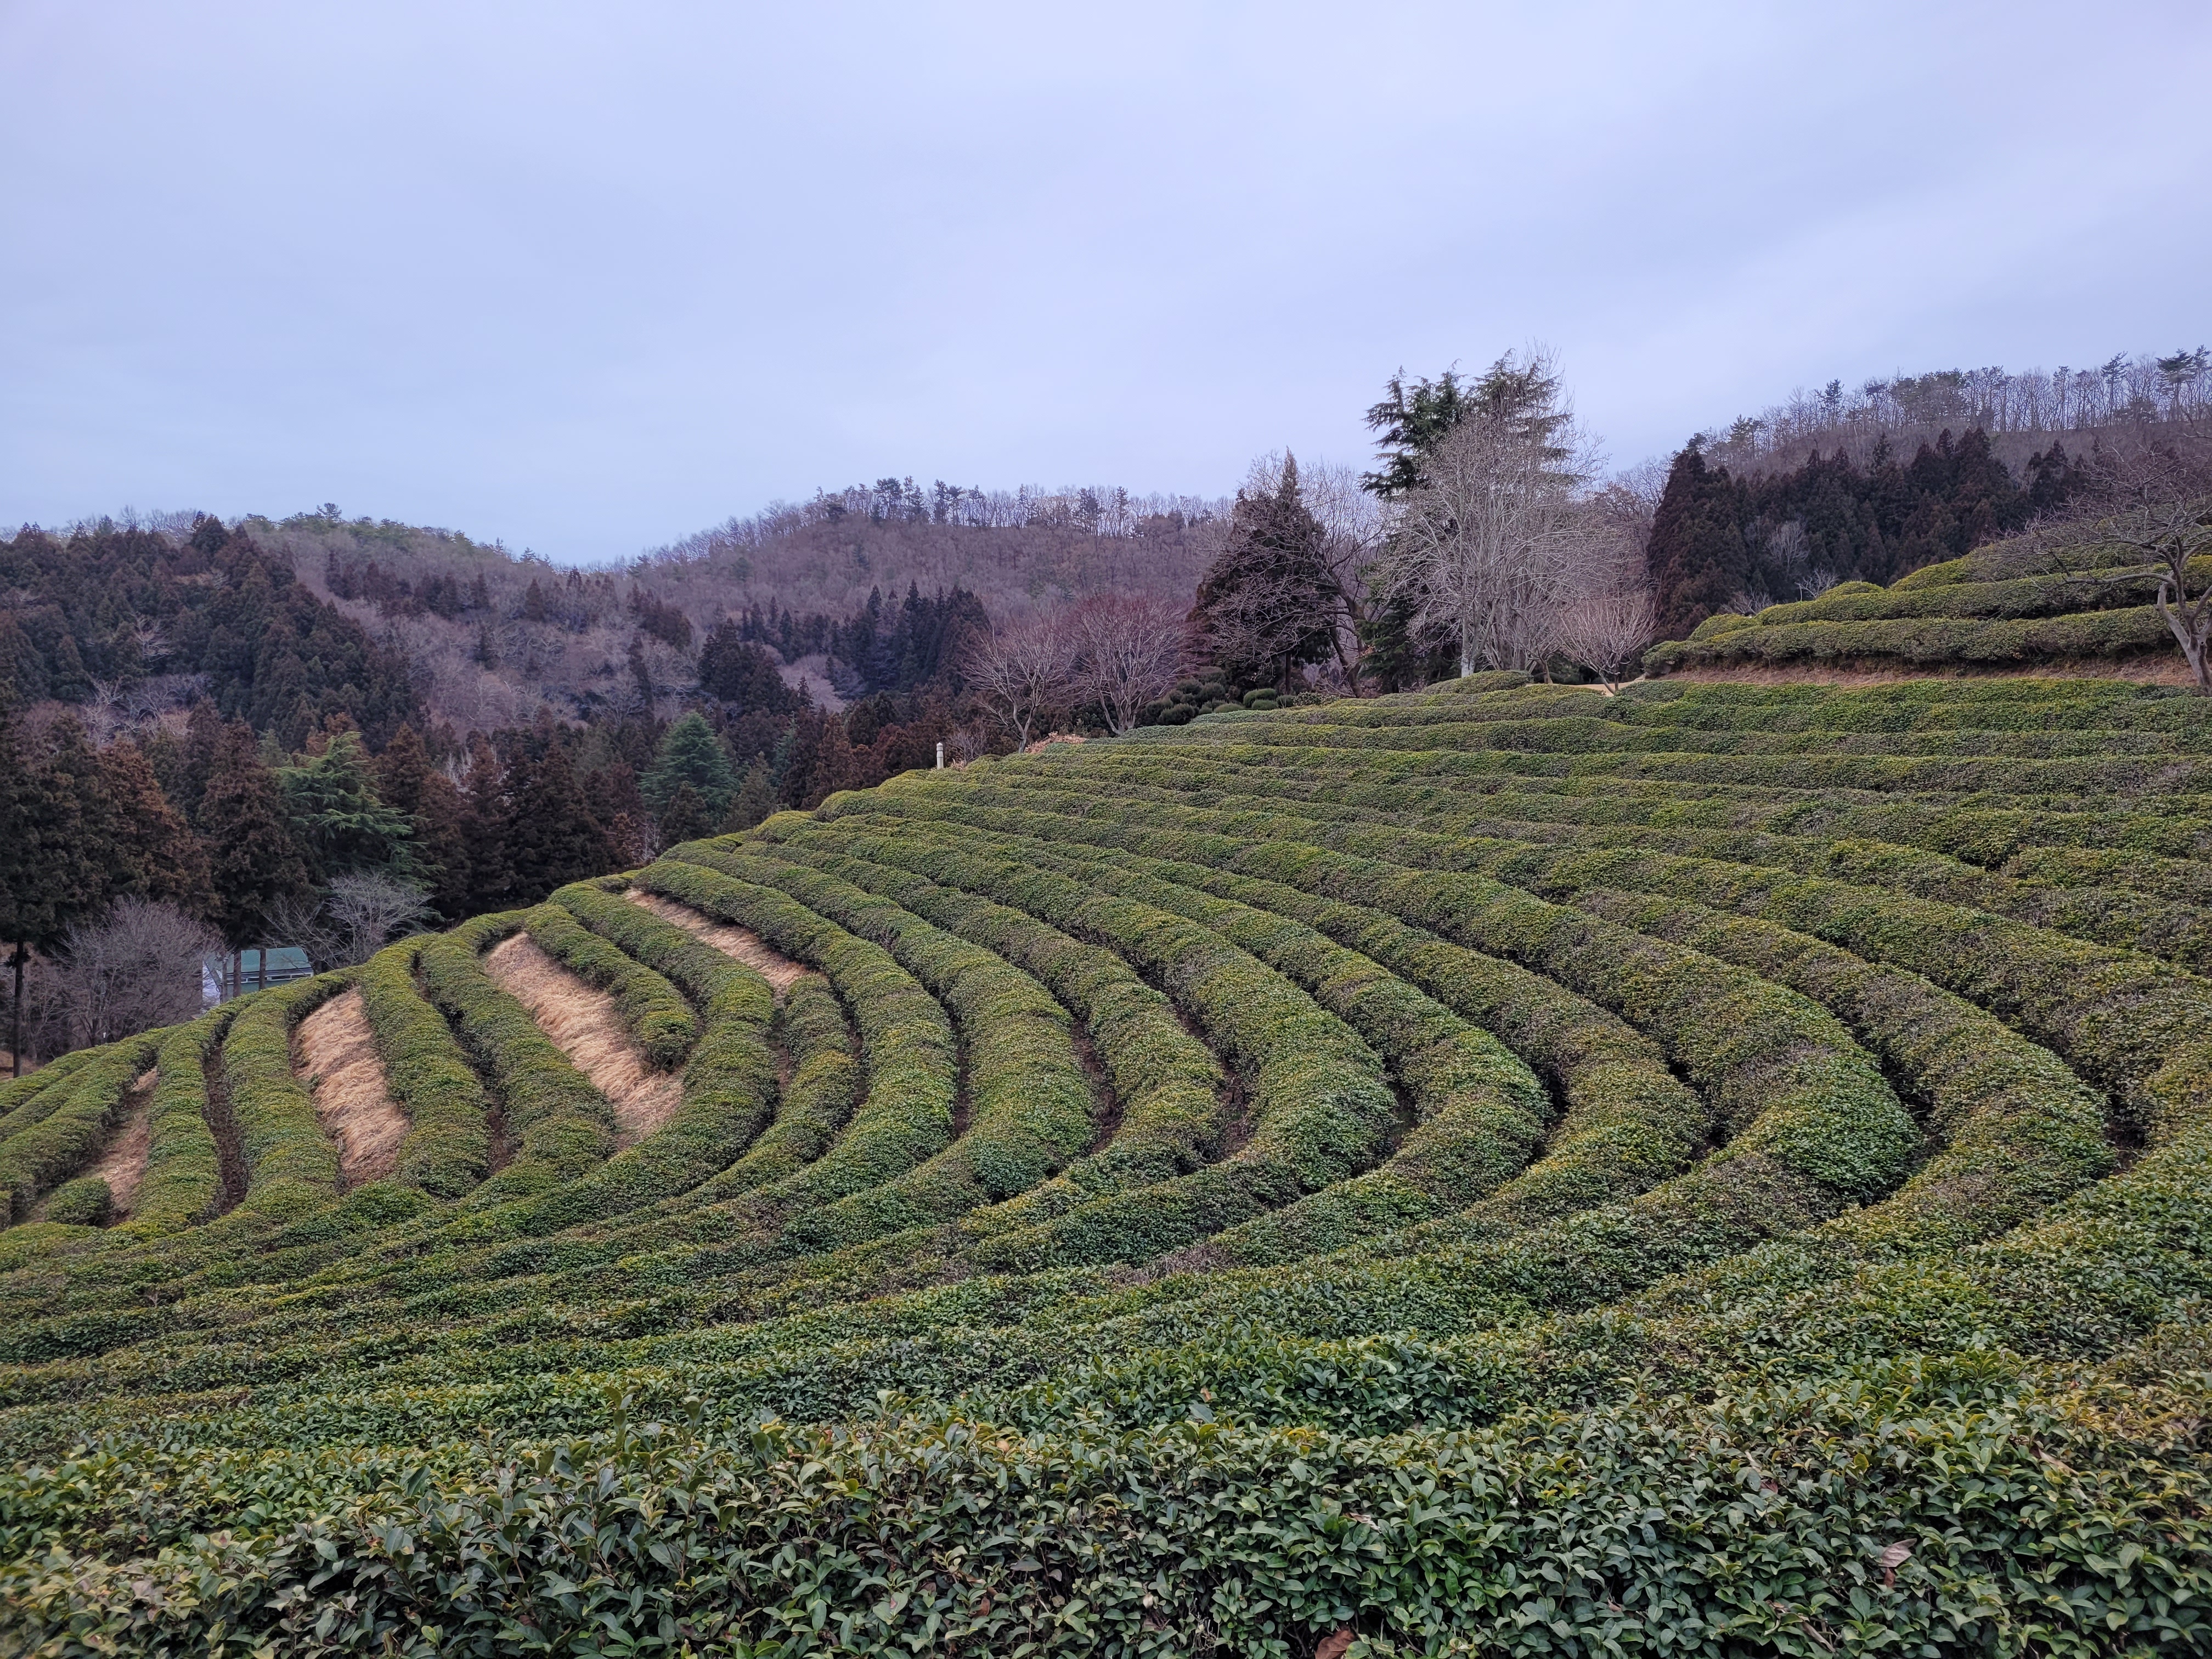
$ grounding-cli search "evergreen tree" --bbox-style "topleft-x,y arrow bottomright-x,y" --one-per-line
459,733 -> 512,914
697,622 -> 795,712
1363,368 -> 1472,498
641,712 -> 738,819
0,704 -> 99,1070
503,741 -> 616,905
99,739 -> 212,911
1190,455 -> 1338,690
1647,444 -> 1753,638
198,722 -> 309,950
377,724 -> 473,919
722,762 -> 778,832
799,719 -> 860,809
276,729 -> 413,879
656,782 -> 713,845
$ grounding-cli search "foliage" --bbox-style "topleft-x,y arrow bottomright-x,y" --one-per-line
3,674 -> 2211,1655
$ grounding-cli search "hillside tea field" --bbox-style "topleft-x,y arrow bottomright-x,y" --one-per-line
1646,536 -> 2212,678
4,673 -> 2212,1656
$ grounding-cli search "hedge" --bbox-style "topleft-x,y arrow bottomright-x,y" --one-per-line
524,896 -> 697,1069
0,1032 -> 163,1226
0,1050 -> 96,1142
1647,600 -> 2181,673
627,861 -> 957,1226
753,843 -> 1229,1239
678,849 -> 1096,1259
709,830 -> 1400,1273
118,1010 -> 233,1235
415,916 -> 616,1200
356,938 -> 492,1198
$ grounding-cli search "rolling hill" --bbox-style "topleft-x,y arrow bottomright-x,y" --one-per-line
2,671 -> 2210,1654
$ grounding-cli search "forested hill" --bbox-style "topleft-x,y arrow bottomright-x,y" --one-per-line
0,514 -> 419,750
1645,426 -> 2085,639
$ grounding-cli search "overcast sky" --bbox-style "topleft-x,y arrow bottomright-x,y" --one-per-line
5,1 -> 2208,563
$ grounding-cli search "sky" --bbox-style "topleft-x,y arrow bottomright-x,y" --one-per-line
5,1 -> 2209,564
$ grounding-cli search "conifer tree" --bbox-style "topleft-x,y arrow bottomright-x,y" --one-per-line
503,740 -> 616,905
0,705 -> 94,1072
656,782 -> 713,846
377,724 -> 472,918
1190,455 -> 1337,690
641,712 -> 738,819
100,740 -> 212,911
276,729 -> 413,878
198,723 -> 309,952
451,734 -> 512,914
722,762 -> 778,832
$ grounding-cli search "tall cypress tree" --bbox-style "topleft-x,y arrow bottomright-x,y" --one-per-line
198,722 -> 308,951
0,704 -> 95,1072
1647,444 -> 1753,638
503,741 -> 617,905
459,733 -> 512,915
100,739 -> 213,911
378,724 -> 473,919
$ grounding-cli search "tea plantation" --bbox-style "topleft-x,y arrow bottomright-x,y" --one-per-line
1647,537 -> 2211,676
3,673 -> 2211,1656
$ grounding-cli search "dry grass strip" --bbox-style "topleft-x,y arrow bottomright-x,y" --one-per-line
87,1069 -> 159,1218
625,890 -> 817,997
296,988 -> 408,1187
484,933 -> 681,1148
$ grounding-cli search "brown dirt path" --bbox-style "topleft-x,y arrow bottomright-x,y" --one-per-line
85,1069 -> 159,1219
296,988 -> 408,1187
627,890 -> 816,998
484,934 -> 681,1149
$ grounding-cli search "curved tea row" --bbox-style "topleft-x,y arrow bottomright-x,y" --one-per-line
1,672 -> 2208,1655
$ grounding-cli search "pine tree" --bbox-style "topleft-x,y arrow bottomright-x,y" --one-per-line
1190,455 -> 1338,690
198,723 -> 309,951
641,712 -> 738,819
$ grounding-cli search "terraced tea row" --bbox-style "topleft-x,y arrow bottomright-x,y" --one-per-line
2,672 -> 2207,1655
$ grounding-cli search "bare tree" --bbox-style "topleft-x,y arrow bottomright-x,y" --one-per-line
1294,456 -> 1393,693
266,891 -> 341,973
964,613 -> 1074,747
1069,594 -> 1183,734
1556,586 -> 1657,692
2033,441 -> 2212,689
1379,401 -> 1598,674
50,899 -> 219,1049
325,872 -> 435,964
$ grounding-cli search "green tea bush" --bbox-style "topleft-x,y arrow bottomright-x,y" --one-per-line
356,938 -> 492,1197
0,1031 -> 162,1225
0,1049 -> 95,1142
219,973 -> 352,1211
120,1011 -> 230,1234
38,1175 -> 110,1227
416,917 -> 616,1197
525,895 -> 697,1068
8,674 -> 2212,1657
630,860 -> 958,1216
